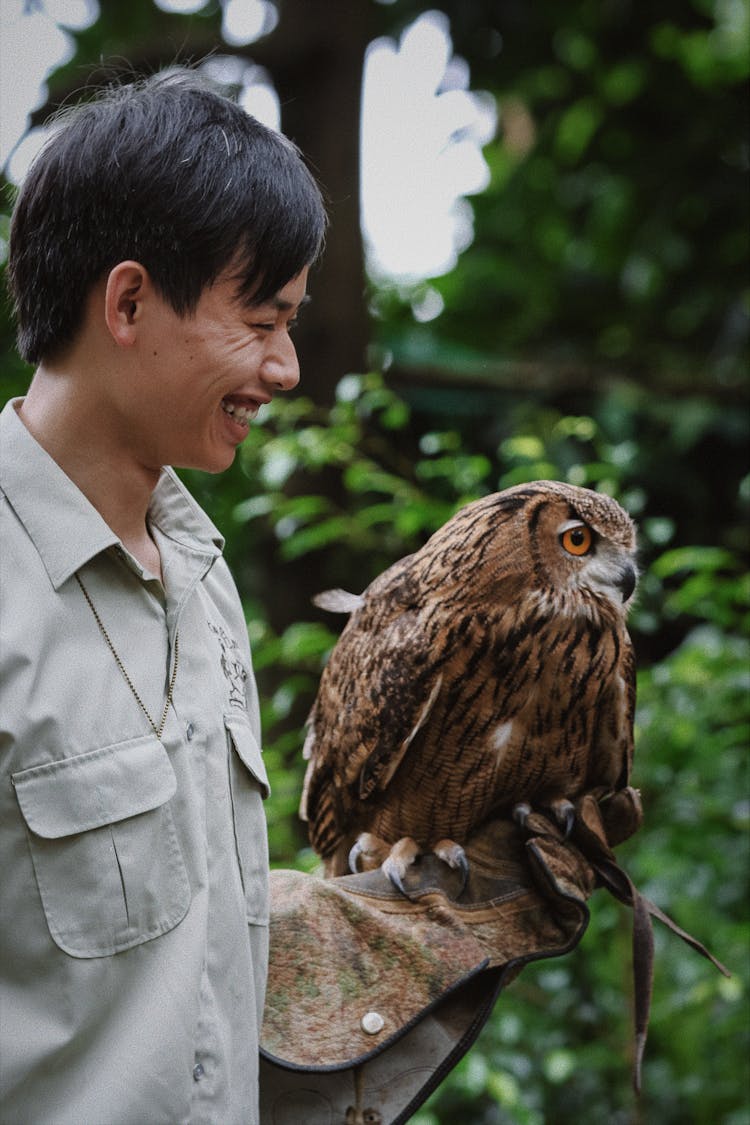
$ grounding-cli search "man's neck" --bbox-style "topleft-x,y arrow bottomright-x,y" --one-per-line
18,372 -> 164,581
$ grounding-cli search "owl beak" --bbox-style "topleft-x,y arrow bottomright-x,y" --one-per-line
617,563 -> 637,603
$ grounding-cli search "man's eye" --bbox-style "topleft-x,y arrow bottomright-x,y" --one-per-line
250,315 -> 299,333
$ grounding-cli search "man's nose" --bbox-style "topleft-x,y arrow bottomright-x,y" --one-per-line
262,332 -> 300,392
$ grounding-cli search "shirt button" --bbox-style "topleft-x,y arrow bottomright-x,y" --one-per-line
361,1011 -> 385,1035
186,723 -> 195,741
192,1062 -> 204,1081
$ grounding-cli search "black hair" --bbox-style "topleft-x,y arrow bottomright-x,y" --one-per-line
8,69 -> 327,364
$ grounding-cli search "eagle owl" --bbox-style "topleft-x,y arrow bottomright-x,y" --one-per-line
300,481 -> 638,883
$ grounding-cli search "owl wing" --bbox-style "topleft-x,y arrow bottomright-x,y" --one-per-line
300,594 -> 448,861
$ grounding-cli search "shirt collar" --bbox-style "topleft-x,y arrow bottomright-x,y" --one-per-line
0,398 -> 224,591
148,468 -> 225,559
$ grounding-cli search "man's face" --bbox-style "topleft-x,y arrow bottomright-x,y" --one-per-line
123,267 -> 309,474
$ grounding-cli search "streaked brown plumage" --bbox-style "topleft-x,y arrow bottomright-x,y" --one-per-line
300,481 -> 638,879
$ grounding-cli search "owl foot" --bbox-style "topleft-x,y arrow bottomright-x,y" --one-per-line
348,833 -> 469,896
432,838 -> 470,894
348,833 -> 420,893
348,832 -> 391,874
512,801 -> 532,829
513,798 -> 576,838
381,837 -> 422,895
549,798 -> 576,837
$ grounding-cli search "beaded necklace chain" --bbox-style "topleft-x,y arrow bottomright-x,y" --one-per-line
75,573 -> 179,740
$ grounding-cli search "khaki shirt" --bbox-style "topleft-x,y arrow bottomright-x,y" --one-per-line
0,399 -> 269,1125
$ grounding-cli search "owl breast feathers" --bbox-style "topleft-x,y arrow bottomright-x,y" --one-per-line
301,481 -> 638,877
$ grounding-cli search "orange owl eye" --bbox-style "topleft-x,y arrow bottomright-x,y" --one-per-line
560,524 -> 593,556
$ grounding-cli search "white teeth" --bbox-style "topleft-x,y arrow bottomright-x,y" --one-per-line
221,400 -> 256,425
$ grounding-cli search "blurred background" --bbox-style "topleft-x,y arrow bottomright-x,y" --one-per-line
1,1 -> 748,1121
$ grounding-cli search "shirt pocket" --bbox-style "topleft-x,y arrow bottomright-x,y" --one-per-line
225,716 -> 270,926
12,735 -> 191,958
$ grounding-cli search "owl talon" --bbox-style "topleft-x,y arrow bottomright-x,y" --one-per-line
380,837 -> 422,897
433,839 -> 470,894
348,840 -> 364,874
454,851 -> 470,895
551,799 -> 576,838
348,832 -> 392,874
382,858 -> 407,896
513,802 -> 532,830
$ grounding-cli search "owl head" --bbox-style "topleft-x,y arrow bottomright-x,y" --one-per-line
494,481 -> 638,617
420,481 -> 638,620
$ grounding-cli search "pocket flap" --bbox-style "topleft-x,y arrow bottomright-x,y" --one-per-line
225,716 -> 270,797
12,735 -> 177,839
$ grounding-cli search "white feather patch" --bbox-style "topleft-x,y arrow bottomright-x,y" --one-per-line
492,720 -> 514,757
313,588 -> 365,614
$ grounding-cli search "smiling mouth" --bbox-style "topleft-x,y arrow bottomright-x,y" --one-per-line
221,398 -> 260,426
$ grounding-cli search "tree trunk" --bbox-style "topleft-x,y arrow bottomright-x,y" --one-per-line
253,0 -> 372,404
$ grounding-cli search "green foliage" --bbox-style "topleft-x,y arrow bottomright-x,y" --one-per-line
379,0 -> 749,394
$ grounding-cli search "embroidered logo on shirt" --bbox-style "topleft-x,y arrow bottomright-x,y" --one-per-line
208,621 -> 248,710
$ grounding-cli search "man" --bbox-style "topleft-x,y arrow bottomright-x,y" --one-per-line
0,71 -> 326,1124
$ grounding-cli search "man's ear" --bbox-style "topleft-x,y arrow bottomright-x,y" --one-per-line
104,261 -> 152,347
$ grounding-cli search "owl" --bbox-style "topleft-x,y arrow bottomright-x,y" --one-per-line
300,481 -> 638,885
